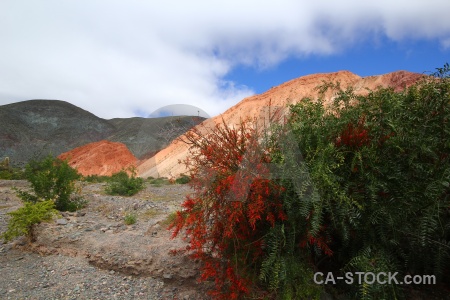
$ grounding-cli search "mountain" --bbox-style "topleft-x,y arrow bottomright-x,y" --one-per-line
137,70 -> 424,178
0,99 -> 204,167
0,100 -> 115,167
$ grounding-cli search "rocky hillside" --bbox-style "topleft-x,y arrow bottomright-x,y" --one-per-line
0,100 -> 204,167
137,70 -> 424,178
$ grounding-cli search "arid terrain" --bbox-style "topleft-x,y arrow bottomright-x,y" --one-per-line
0,180 -> 211,299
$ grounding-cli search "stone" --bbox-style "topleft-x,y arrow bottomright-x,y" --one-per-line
56,218 -> 68,225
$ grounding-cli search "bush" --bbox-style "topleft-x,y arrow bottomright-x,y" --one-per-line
15,155 -> 84,212
82,174 -> 111,183
170,119 -> 291,299
0,157 -> 26,180
175,174 -> 191,184
161,211 -> 177,228
1,200 -> 58,242
148,177 -> 170,186
262,65 -> 450,298
0,169 -> 13,180
105,168 -> 144,196
124,213 -> 137,225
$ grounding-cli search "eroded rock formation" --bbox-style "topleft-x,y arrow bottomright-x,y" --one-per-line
59,140 -> 137,176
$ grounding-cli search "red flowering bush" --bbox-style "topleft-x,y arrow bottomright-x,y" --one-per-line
170,119 -> 286,299
334,117 -> 370,149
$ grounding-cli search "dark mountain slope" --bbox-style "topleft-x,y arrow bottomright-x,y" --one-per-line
0,100 -> 115,166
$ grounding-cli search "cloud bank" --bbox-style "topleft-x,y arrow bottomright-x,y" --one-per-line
1,0 -> 449,118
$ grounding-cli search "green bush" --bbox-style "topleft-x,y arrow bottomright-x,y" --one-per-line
262,65 -> 450,299
105,168 -> 144,196
148,177 -> 170,186
0,157 -> 26,180
15,155 -> 85,212
161,211 -> 177,228
82,174 -> 111,183
0,200 -> 58,242
124,213 -> 137,225
0,169 -> 13,180
175,174 -> 191,184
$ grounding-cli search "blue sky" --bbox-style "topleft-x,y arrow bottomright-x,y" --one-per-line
226,38 -> 449,95
0,1 -> 449,119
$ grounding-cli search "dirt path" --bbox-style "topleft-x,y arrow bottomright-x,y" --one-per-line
0,180 -> 211,299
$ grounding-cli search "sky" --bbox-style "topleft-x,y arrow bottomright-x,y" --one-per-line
0,1 -> 449,119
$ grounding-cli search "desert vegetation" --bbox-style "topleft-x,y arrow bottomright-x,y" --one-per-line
170,64 -> 450,299
1,155 -> 85,242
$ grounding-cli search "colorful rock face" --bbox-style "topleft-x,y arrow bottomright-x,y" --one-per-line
58,140 -> 137,176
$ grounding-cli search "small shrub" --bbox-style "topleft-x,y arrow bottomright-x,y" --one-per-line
141,208 -> 159,220
0,157 -> 26,180
0,170 -> 12,180
105,168 -> 144,196
175,174 -> 191,184
148,177 -> 170,186
161,211 -> 177,228
1,200 -> 58,242
124,213 -> 137,225
83,174 -> 111,183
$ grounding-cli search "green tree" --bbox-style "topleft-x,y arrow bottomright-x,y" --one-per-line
15,155 -> 84,211
105,167 -> 144,196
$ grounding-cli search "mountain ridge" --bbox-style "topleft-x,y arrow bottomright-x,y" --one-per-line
137,70 -> 424,178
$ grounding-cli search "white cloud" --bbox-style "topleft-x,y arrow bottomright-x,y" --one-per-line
0,0 -> 449,118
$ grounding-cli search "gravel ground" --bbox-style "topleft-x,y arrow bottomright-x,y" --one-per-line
0,180 -> 210,300
0,248 -> 173,300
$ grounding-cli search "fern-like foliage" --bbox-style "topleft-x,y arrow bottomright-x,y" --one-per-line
260,64 -> 450,299
1,200 -> 58,242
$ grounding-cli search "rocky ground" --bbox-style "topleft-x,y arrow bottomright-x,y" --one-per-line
0,180 -> 212,299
